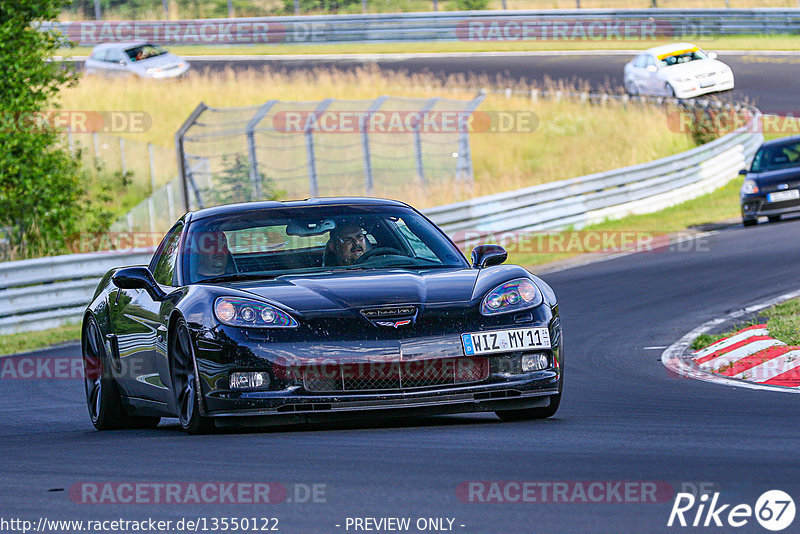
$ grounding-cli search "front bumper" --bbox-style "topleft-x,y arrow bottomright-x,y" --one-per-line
741,194 -> 800,220
191,313 -> 563,426
673,76 -> 734,99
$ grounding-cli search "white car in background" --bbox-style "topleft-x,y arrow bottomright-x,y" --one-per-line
84,42 -> 190,79
623,43 -> 734,98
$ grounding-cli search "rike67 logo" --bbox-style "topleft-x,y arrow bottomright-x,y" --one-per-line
668,490 -> 795,531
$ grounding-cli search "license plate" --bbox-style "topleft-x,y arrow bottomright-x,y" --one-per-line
767,189 -> 800,203
699,80 -> 715,88
462,327 -> 551,356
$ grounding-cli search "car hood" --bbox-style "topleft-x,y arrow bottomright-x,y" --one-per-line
662,59 -> 728,79
748,167 -> 800,190
231,268 -> 481,313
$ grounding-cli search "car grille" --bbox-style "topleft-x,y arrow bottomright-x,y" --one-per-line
300,357 -> 489,392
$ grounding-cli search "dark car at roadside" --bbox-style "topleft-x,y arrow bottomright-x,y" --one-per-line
741,135 -> 800,227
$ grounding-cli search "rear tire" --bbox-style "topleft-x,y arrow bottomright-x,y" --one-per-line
170,318 -> 215,435
495,393 -> 561,421
82,317 -> 161,430
625,81 -> 638,96
768,215 -> 781,223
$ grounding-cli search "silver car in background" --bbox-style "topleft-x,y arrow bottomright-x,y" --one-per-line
85,42 -> 190,79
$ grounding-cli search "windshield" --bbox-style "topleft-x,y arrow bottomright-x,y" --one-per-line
183,205 -> 468,284
658,47 -> 708,68
750,141 -> 800,173
125,44 -> 168,62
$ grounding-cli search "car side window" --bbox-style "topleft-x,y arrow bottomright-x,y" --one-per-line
644,56 -> 656,68
106,49 -> 126,63
90,49 -> 106,61
151,223 -> 184,287
633,55 -> 645,68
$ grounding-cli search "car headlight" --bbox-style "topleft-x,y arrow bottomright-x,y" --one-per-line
480,278 -> 542,316
214,297 -> 298,328
741,180 -> 759,194
146,67 -> 161,75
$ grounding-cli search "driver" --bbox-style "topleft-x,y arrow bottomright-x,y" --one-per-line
326,224 -> 369,266
194,229 -> 232,277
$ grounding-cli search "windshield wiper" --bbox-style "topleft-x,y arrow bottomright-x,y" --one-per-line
197,273 -> 278,284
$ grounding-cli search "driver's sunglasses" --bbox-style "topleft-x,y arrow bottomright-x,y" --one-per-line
336,231 -> 367,247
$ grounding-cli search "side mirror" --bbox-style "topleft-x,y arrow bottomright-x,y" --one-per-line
738,169 -> 748,176
118,60 -> 127,66
646,65 -> 658,73
112,266 -> 166,301
471,244 -> 508,269
708,51 -> 718,60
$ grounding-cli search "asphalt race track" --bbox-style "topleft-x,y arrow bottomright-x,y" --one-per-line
185,52 -> 800,114
2,218 -> 800,532
9,53 -> 799,532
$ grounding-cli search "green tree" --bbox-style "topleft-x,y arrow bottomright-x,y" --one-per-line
202,154 -> 283,207
0,0 -> 86,259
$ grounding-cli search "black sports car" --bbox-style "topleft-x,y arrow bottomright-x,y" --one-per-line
82,198 -> 563,433
740,135 -> 800,226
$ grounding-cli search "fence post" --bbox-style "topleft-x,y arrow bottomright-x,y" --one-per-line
432,0 -> 438,11
457,90 -> 486,184
175,103 -> 208,212
245,100 -> 278,201
294,0 -> 300,15
305,98 -> 333,198
119,137 -> 127,176
92,132 -> 99,160
147,143 -> 156,235
414,98 -> 440,186
362,96 -> 388,196
167,182 -> 175,222
67,127 -> 74,155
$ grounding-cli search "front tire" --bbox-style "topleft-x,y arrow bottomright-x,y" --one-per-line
82,317 -> 160,430
170,318 -> 214,434
665,83 -> 676,98
743,218 -> 758,227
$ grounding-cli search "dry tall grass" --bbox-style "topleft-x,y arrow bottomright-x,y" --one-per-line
59,67 -> 694,208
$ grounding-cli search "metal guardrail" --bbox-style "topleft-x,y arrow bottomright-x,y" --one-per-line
47,9 -> 800,47
0,251 -> 154,335
0,111 -> 762,335
427,113 -> 763,242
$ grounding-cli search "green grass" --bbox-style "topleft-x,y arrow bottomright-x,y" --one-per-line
506,176 -> 743,268
690,298 -> 800,351
0,324 -> 82,356
763,298 -> 800,346
691,324 -> 756,350
57,34 -> 800,58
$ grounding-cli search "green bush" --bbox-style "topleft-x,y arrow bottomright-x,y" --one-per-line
0,0 -> 97,260
452,0 -> 489,10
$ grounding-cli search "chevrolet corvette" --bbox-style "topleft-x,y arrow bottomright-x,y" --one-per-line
82,198 -> 563,433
